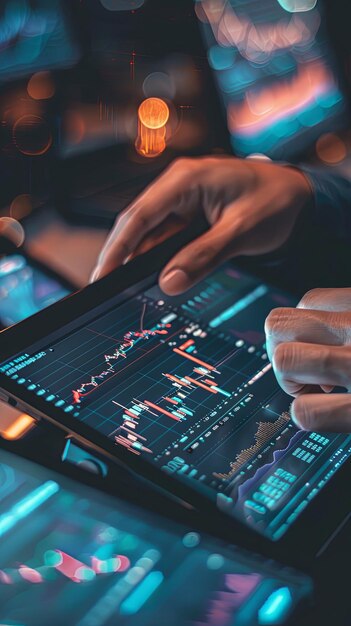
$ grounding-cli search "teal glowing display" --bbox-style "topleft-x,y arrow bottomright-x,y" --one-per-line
0,449 -> 312,625
196,0 -> 346,159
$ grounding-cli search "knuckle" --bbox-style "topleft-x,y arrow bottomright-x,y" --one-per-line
337,346 -> 351,387
324,311 -> 349,345
320,346 -> 333,375
169,157 -> 197,173
113,212 -> 126,230
134,210 -> 150,231
298,288 -> 325,309
166,157 -> 201,187
318,346 -> 337,374
114,207 -> 132,230
118,239 -> 132,257
272,343 -> 292,374
193,244 -> 219,268
197,155 -> 220,167
292,397 -> 314,431
264,307 -> 289,336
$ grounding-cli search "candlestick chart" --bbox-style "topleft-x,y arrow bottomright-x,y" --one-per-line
3,283 -> 298,490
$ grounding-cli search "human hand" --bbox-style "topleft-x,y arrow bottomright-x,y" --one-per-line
91,156 -> 311,294
265,288 -> 351,432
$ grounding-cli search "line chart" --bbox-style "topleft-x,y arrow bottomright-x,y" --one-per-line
72,305 -> 171,404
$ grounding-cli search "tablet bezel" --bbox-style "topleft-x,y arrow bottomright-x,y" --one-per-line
0,228 -> 350,568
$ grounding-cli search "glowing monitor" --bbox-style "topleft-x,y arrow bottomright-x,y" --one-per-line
196,0 -> 347,159
0,0 -> 80,82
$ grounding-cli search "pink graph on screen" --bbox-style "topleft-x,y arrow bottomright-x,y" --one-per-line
192,572 -> 262,626
228,62 -> 336,137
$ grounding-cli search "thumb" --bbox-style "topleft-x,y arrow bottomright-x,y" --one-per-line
159,216 -> 239,295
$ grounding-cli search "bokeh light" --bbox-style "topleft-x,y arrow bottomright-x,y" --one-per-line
199,0 -> 321,64
10,194 -> 33,221
18,566 -> 43,584
194,0 -> 214,24
27,71 -> 55,100
75,566 -> 96,583
44,550 -> 63,567
0,217 -> 25,247
13,115 -> 52,156
315,133 -> 347,165
138,98 -> 169,129
208,45 -> 235,71
246,153 -> 272,161
182,532 -> 200,548
206,554 -> 225,570
0,570 -> 13,585
135,97 -> 169,158
100,0 -> 145,10
277,0 -> 317,12
1,413 -> 36,440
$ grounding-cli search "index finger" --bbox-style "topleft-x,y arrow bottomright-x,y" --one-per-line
91,159 -> 201,280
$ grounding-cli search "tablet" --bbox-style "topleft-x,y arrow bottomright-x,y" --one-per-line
0,248 -> 73,329
1,234 -> 351,564
0,446 -> 312,626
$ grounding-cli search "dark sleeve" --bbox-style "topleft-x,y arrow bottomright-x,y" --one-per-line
242,167 -> 351,296
301,166 -> 351,240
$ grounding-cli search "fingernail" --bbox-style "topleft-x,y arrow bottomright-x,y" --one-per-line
290,403 -> 303,430
90,267 -> 101,283
160,269 -> 189,295
291,413 -> 301,429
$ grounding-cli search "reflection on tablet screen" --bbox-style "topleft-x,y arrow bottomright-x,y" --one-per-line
0,255 -> 70,327
0,449 -> 312,626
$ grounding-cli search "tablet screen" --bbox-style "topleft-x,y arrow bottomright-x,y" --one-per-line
0,254 -> 70,328
2,264 -> 351,540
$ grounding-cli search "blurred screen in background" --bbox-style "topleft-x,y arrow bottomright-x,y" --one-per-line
0,0 -> 351,225
196,0 -> 348,159
51,0 -> 229,224
0,0 -> 81,213
0,0 -> 80,82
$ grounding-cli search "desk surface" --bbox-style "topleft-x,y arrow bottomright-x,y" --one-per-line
24,207 -> 109,288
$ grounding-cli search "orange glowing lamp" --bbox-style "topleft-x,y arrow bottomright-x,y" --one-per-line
135,97 -> 169,158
